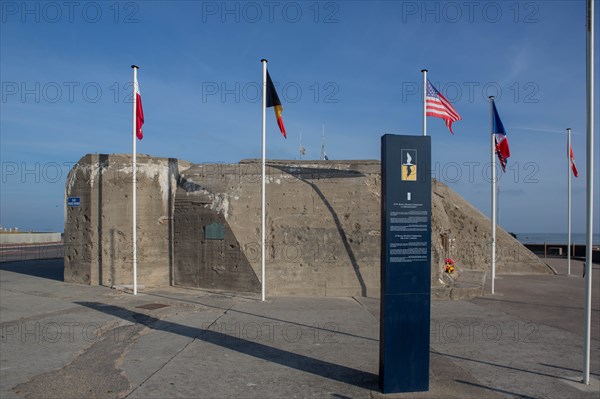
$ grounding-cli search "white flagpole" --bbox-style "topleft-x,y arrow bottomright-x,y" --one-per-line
583,0 -> 594,385
131,65 -> 139,296
490,96 -> 496,295
497,183 -> 500,226
261,59 -> 267,302
567,128 -> 572,276
421,69 -> 428,136
321,124 -> 325,160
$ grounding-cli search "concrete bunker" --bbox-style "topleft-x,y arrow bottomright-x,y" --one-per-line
64,154 -> 551,297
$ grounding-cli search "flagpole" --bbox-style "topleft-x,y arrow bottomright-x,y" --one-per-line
497,183 -> 500,226
260,59 -> 267,302
567,128 -> 572,276
421,69 -> 428,136
131,65 -> 139,296
489,96 -> 496,295
321,124 -> 325,160
583,0 -> 594,385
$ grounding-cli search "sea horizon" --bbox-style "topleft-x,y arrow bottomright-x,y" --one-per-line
514,232 -> 600,245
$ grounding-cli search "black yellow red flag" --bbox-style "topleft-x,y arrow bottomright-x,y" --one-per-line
265,71 -> 286,138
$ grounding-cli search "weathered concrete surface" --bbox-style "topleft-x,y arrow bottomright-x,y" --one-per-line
430,179 -> 549,276
175,160 -> 381,297
64,154 -> 190,287
64,155 -> 550,295
173,183 -> 261,292
175,160 -> 549,297
13,324 -> 141,399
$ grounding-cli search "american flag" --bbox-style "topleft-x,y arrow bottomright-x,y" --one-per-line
426,80 -> 461,134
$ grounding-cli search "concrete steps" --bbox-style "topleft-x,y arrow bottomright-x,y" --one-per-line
432,269 -> 486,301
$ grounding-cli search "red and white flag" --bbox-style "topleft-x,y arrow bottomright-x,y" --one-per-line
569,144 -> 578,177
134,75 -> 144,140
426,80 -> 461,134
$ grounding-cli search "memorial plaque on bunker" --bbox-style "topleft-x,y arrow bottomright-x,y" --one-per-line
204,222 -> 225,240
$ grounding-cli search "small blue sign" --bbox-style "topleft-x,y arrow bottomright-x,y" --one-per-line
67,197 -> 81,207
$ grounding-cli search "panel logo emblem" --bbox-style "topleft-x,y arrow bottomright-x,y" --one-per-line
401,149 -> 417,181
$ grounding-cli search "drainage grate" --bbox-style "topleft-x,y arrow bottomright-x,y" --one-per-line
135,303 -> 170,310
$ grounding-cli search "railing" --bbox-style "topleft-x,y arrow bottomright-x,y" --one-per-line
524,243 -> 600,262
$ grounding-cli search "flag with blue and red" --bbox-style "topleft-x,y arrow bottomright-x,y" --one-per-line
492,102 -> 510,172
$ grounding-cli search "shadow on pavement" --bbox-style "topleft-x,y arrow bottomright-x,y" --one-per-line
539,363 -> 600,377
0,259 -> 64,281
144,291 -> 378,343
76,301 -> 379,390
437,351 -> 579,383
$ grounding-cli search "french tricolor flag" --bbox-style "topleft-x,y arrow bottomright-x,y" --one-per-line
492,102 -> 510,172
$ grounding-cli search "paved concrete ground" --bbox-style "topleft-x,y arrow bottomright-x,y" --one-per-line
1,257 -> 598,399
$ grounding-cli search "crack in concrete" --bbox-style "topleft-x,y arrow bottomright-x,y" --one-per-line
122,304 -> 234,398
12,322 -> 142,399
351,296 -> 378,322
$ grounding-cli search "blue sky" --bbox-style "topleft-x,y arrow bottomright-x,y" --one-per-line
1,0 -> 598,235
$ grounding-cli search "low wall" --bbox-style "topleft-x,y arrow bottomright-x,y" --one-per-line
0,233 -> 62,244
525,244 -> 600,262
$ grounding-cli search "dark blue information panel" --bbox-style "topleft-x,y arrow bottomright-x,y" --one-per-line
379,134 -> 431,393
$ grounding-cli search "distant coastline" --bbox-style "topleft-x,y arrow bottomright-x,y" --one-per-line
515,232 -> 600,245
